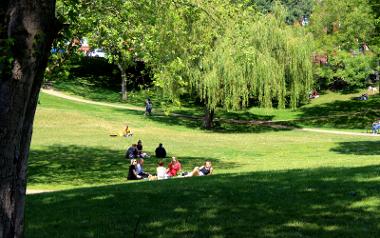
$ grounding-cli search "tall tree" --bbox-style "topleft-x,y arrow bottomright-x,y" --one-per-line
144,1 -> 313,128
0,0 -> 59,237
81,0 -> 156,100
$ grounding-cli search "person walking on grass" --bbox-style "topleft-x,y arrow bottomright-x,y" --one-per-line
145,97 -> 152,116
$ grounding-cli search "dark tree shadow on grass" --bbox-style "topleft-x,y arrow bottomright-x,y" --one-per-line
298,95 -> 380,130
28,145 -> 226,186
143,113 -> 298,134
331,141 -> 380,155
26,165 -> 380,238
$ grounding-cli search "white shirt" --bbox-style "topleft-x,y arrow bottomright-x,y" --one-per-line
156,166 -> 167,180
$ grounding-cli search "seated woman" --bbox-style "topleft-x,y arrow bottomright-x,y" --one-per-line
136,158 -> 151,178
186,161 -> 213,177
127,159 -> 142,180
166,157 -> 182,177
372,119 -> 380,134
156,161 -> 168,180
309,89 -> 319,99
137,140 -> 149,158
123,124 -> 133,137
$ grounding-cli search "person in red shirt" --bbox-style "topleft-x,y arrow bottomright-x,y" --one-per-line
166,157 -> 182,177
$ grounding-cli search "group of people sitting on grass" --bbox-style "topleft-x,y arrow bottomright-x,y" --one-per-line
127,156 -> 213,181
125,140 -> 150,159
126,140 -> 167,159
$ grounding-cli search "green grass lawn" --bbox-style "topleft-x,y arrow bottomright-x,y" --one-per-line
52,79 -> 380,131
25,92 -> 380,237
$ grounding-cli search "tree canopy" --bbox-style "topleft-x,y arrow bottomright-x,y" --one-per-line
309,0 -> 378,89
141,1 -> 313,112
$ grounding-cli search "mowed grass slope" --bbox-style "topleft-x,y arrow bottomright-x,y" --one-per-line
53,79 -> 380,131
26,92 -> 380,237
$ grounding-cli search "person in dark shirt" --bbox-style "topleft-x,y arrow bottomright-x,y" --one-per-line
145,98 -> 152,116
125,144 -> 138,159
128,159 -> 142,180
136,140 -> 149,158
137,140 -> 143,151
155,143 -> 166,158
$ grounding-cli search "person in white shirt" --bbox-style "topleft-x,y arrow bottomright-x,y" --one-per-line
156,161 -> 168,180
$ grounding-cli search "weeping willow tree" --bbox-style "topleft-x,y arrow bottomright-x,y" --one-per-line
144,1 -> 313,128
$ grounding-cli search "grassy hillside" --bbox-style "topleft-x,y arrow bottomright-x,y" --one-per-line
25,92 -> 380,237
52,80 -> 380,131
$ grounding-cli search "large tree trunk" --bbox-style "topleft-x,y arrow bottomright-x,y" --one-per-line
117,63 -> 128,101
203,107 -> 215,129
0,1 -> 58,237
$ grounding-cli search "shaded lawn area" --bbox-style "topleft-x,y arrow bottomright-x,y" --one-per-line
48,83 -> 380,132
297,94 -> 380,130
28,145 -> 232,189
25,165 -> 380,238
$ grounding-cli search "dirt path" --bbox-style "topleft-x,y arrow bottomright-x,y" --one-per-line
41,89 -> 379,138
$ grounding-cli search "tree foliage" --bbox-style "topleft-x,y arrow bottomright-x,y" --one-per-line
144,1 -> 313,111
243,0 -> 313,24
309,0 -> 378,89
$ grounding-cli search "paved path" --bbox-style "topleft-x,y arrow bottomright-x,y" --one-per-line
26,189 -> 55,195
41,89 -> 379,138
41,88 -> 144,111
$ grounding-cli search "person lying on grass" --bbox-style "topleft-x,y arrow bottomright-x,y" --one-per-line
166,157 -> 182,177
185,161 -> 213,177
128,159 -> 142,180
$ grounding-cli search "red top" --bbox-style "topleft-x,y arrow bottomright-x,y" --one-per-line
167,161 -> 181,176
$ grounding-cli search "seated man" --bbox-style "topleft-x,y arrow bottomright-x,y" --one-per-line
372,119 -> 380,134
125,144 -> 138,159
186,161 -> 213,177
166,157 -> 182,177
155,143 -> 167,158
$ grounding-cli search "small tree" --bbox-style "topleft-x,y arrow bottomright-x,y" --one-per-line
82,0 -> 155,100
